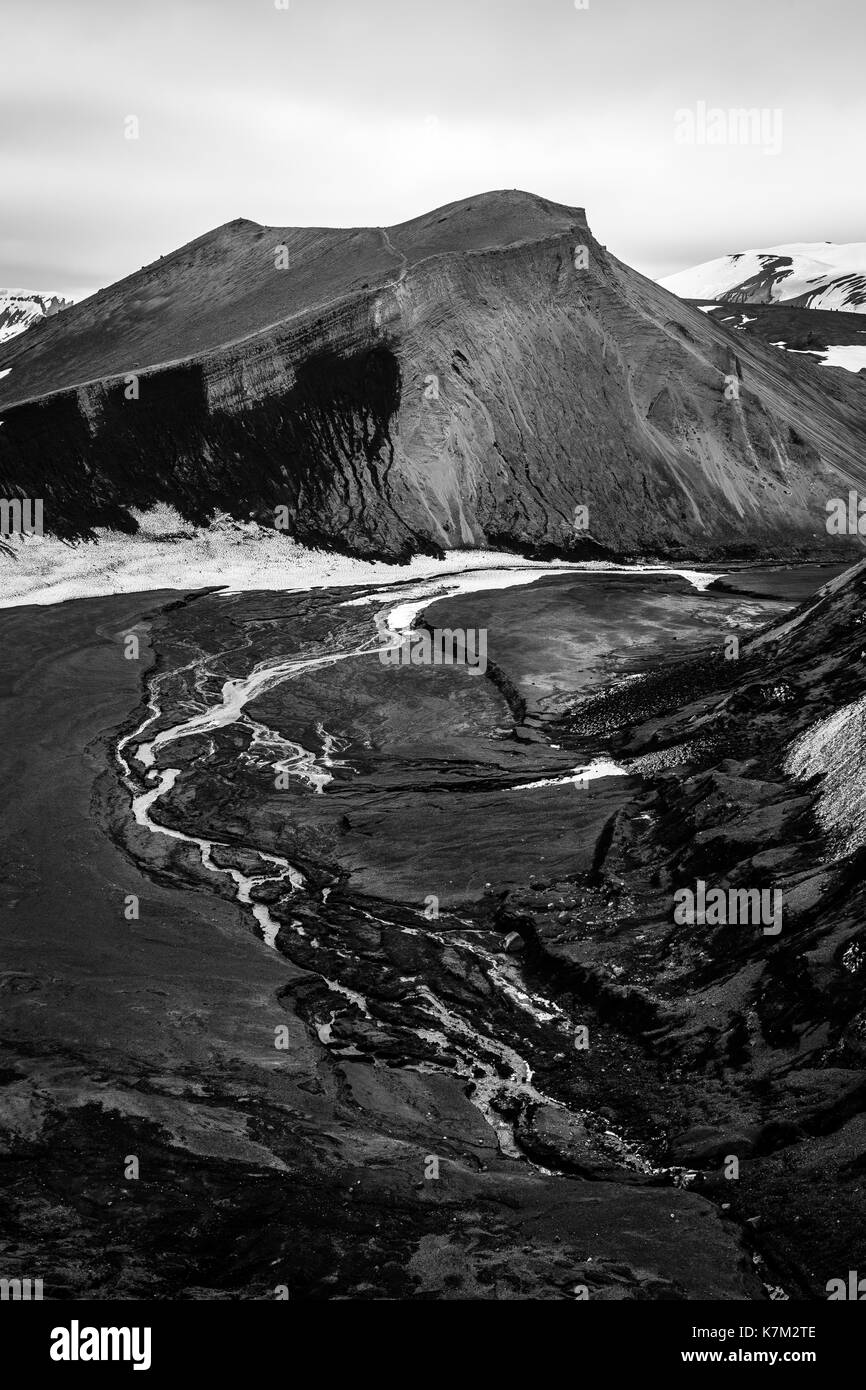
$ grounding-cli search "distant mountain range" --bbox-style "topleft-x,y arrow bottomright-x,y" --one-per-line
0,289 -> 71,344
1,191 -> 865,562
660,243 -> 866,313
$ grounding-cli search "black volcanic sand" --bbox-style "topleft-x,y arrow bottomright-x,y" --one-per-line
1,563 -> 855,1300
422,569 -> 797,716
708,563 -> 850,603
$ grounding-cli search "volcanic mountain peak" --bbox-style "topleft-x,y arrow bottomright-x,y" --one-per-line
660,242 -> 866,313
0,189 -> 588,407
1,189 -> 865,564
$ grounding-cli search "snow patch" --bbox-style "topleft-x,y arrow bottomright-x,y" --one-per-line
770,342 -> 866,373
0,505 -> 723,609
511,759 -> 629,791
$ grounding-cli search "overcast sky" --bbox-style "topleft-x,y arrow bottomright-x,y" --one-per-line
2,0 -> 864,301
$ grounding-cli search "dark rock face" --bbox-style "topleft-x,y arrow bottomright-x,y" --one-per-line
2,189 -> 865,559
0,347 -> 408,554
522,561 -> 866,1294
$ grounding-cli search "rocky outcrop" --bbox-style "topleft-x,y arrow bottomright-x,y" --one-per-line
512,559 -> 866,1294
1,190 -> 865,560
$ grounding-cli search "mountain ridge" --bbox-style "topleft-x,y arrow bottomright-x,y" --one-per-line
0,190 -> 586,405
661,242 -> 866,314
0,289 -> 71,346
1,189 -> 865,564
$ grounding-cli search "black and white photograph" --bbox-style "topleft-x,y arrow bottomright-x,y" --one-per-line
1,0 -> 864,1364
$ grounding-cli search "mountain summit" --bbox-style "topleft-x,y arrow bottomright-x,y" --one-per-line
1,190 -> 865,561
660,242 -> 866,313
0,289 -> 71,345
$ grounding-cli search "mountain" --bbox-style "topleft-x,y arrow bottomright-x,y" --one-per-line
1,190 -> 866,561
660,243 -> 866,314
0,289 -> 71,344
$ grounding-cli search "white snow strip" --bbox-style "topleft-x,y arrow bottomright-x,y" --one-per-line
0,504 -> 723,608
511,758 -> 629,791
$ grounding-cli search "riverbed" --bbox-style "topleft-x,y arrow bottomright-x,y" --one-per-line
0,557 -> 840,1299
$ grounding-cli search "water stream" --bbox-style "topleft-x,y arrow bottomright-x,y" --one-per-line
114,563 -> 716,1163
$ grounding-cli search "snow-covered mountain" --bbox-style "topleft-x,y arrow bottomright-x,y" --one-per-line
660,243 -> 866,313
0,290 -> 71,344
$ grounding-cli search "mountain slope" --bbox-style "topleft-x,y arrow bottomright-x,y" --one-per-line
1,190 -> 866,561
496,554 -> 866,1293
0,289 -> 70,344
661,243 -> 866,314
694,301 -> 866,376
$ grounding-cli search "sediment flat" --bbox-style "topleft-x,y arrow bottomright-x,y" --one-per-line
0,567 -> 827,1298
